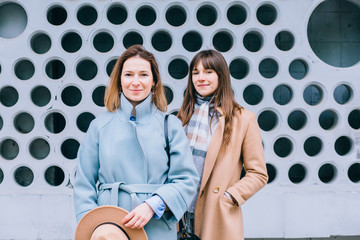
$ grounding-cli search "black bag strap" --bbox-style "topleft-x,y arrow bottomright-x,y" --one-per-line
164,114 -> 170,159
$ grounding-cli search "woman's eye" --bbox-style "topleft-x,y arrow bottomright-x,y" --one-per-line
192,72 -> 199,75
124,73 -> 131,76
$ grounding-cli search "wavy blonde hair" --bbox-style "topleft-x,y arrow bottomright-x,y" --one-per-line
105,45 -> 167,112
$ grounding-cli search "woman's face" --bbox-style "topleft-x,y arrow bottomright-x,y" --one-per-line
121,56 -> 154,107
192,62 -> 219,97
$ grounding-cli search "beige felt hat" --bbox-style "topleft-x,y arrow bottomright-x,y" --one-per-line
75,206 -> 148,240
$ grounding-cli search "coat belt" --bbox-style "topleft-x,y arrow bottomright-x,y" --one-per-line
98,182 -> 163,209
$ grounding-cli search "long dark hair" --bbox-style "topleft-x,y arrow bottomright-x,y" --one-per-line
177,50 -> 242,145
104,45 -> 167,112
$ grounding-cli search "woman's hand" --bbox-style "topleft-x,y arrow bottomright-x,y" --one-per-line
122,202 -> 155,229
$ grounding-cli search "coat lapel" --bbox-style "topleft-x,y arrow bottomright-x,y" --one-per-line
199,113 -> 224,192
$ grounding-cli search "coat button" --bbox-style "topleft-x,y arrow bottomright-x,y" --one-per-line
213,187 -> 219,193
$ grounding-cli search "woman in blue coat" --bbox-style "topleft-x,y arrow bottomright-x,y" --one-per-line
73,45 -> 199,239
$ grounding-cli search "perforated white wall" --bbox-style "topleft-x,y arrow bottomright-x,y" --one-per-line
0,0 -> 359,239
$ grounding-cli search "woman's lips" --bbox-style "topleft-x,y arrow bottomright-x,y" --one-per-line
130,89 -> 142,93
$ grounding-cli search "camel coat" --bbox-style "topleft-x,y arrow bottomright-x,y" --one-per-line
194,108 -> 268,240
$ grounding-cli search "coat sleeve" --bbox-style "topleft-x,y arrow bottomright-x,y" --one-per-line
153,115 -> 199,222
73,120 -> 100,222
227,112 -> 268,206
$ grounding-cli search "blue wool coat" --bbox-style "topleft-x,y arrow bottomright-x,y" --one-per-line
73,94 -> 199,239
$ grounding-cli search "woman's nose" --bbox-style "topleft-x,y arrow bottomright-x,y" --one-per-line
198,72 -> 205,80
132,76 -> 140,85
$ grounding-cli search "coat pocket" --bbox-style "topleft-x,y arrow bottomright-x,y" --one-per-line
221,193 -> 236,207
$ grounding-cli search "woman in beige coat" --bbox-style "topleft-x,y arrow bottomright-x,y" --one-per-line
177,49 -> 268,240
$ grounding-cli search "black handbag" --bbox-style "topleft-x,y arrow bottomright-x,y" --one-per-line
178,218 -> 201,240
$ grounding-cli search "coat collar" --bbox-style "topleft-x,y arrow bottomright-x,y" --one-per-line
116,93 -> 154,122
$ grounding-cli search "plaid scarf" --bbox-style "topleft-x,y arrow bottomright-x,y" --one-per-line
185,94 -> 215,212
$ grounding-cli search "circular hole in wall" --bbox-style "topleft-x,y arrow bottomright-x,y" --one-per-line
45,166 -> 65,186
166,5 -> 186,27
258,110 -> 278,131
14,166 -> 33,187
273,84 -> 292,105
0,139 -> 19,160
76,59 -> 97,81
0,115 -> 3,131
14,59 -> 34,80
77,112 -> 95,133
197,4 -> 217,26
243,84 -> 263,105
182,31 -> 202,52
164,86 -> 174,105
61,32 -> 82,53
106,59 -> 117,77
289,59 -> 308,80
308,0 -> 360,68
171,110 -> 179,116
45,112 -> 66,134
0,86 -> 18,107
31,86 -> 51,107
168,58 -> 188,80
92,86 -> 105,107
29,138 -> 50,160
275,31 -> 294,51
31,33 -> 51,54
77,5 -> 97,26
227,4 -> 247,25
136,6 -> 156,26
152,31 -> 172,52
243,31 -> 263,52
303,84 -> 323,106
318,163 -> 336,183
334,136 -> 352,156
14,112 -> 34,134
274,137 -> 293,158
61,86 -> 82,107
45,59 -> 65,80
348,163 -> 360,183
123,31 -> 143,49
229,58 -> 249,80
319,109 -> 338,130
61,139 -> 80,160
348,109 -> 360,129
288,110 -> 307,130
257,4 -> 277,25
289,164 -> 307,184
266,163 -> 277,184
304,136 -> 322,157
107,4 -> 127,25
213,31 -> 233,52
333,84 -> 352,104
259,58 -> 279,79
93,32 -> 114,53
47,5 -> 67,26
0,3 -> 27,39
0,168 -> 3,184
